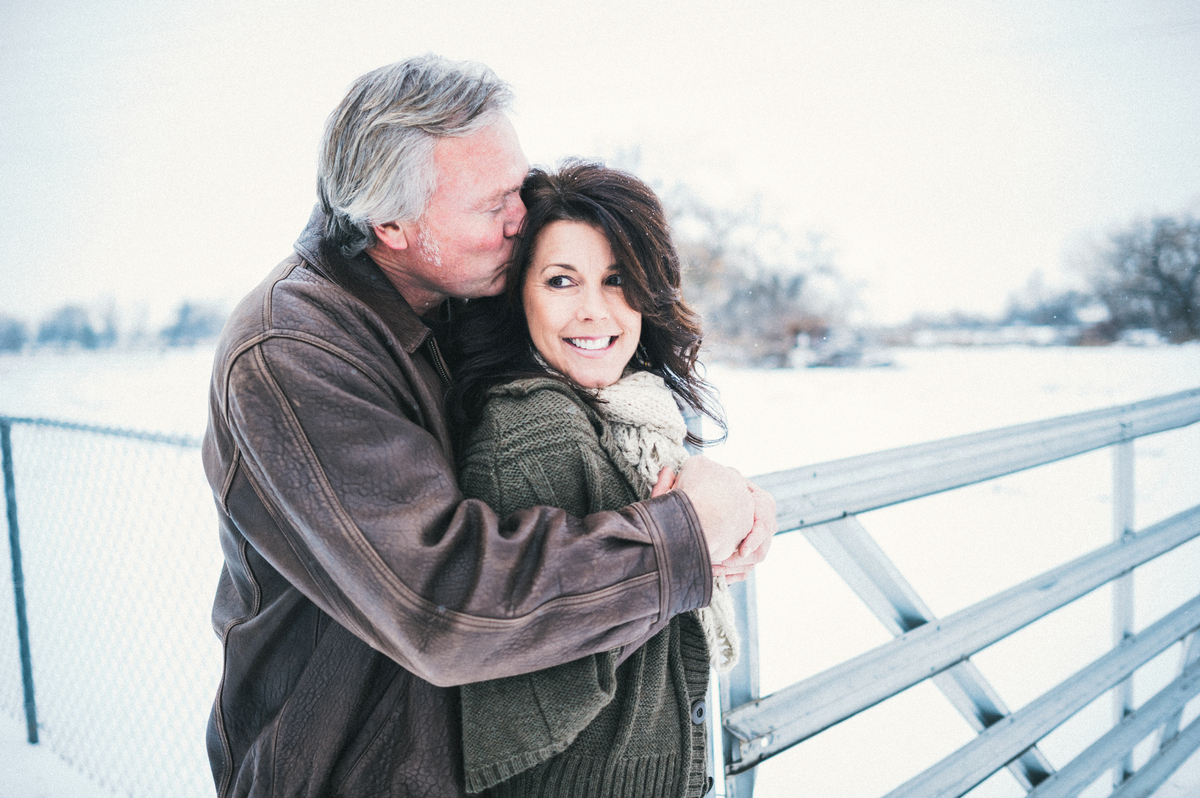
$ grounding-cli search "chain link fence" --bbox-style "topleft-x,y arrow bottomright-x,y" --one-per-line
1,416 -> 222,798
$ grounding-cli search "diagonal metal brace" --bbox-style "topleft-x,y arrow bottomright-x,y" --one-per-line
800,514 -> 1055,789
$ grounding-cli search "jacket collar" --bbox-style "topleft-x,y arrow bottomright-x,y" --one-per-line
294,205 -> 432,355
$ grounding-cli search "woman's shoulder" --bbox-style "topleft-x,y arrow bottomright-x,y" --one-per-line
467,376 -> 599,450
482,376 -> 595,423
485,375 -> 584,403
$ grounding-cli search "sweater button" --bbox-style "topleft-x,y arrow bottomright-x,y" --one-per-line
691,699 -> 706,725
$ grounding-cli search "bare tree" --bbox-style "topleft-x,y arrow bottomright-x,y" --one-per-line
1084,214 -> 1200,342
1003,271 -> 1093,328
663,183 -> 851,365
0,315 -> 27,352
37,305 -> 100,349
160,301 -> 227,347
596,149 -> 853,365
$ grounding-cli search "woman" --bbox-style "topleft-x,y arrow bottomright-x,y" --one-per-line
450,160 -> 739,798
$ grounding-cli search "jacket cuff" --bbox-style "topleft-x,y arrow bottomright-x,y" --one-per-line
637,492 -> 713,618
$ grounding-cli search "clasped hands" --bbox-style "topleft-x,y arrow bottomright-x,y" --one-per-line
653,455 -> 778,584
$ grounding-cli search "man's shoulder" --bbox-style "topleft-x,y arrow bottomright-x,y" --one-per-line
215,244 -> 427,367
213,254 -> 345,361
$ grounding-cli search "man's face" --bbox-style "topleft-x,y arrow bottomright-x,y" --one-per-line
373,116 -> 528,314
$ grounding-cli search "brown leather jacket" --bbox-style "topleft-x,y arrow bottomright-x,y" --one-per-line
201,211 -> 713,798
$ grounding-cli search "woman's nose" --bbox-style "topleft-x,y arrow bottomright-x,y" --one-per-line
577,286 -> 609,321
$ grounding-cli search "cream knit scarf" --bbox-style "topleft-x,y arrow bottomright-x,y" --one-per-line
594,370 -> 740,673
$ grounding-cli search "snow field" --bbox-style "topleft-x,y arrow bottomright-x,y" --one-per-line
704,346 -> 1200,797
1,343 -> 1199,796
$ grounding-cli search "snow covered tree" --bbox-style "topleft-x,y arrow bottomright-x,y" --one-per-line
1084,214 -> 1200,342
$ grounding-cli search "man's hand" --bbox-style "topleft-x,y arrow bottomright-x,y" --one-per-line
712,481 -> 776,582
673,456 -> 754,563
656,462 -> 778,580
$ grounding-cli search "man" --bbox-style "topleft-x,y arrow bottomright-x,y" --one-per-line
202,55 -> 774,797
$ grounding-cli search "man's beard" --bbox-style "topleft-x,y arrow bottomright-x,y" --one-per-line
416,222 -> 444,270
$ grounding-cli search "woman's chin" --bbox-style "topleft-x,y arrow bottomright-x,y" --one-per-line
567,372 -> 617,389
539,348 -> 628,389
561,364 -> 624,390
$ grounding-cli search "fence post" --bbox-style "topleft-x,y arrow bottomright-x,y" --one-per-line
681,408 -> 727,798
1111,438 -> 1135,787
721,574 -> 760,798
1,419 -> 39,744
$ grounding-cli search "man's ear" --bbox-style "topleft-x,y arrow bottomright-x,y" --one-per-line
373,221 -> 413,251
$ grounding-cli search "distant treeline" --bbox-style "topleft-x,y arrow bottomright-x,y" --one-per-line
898,213 -> 1200,347
0,183 -> 858,364
2,210 -> 1195,359
680,205 -> 1200,354
0,301 -> 227,352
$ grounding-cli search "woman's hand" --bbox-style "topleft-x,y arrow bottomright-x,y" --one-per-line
650,466 -> 677,497
665,459 -> 777,577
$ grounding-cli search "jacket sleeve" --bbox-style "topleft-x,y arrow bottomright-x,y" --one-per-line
214,333 -> 712,687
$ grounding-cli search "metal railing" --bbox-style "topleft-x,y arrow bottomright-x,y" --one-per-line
718,386 -> 1200,797
1,416 -> 220,798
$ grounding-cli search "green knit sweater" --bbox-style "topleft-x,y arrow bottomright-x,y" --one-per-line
458,376 -> 710,798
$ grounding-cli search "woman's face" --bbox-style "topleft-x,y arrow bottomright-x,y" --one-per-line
522,220 -> 642,389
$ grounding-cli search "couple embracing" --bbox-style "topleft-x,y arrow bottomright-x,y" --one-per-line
203,54 -> 776,798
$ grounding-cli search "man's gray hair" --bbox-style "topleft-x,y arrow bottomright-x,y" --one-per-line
317,55 -> 514,257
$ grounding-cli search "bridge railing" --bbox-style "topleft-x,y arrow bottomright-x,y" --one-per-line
719,386 -> 1200,797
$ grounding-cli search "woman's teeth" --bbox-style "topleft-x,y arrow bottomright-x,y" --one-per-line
567,337 -> 614,350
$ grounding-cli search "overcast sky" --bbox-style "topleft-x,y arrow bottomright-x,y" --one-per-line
3,0 -> 1199,328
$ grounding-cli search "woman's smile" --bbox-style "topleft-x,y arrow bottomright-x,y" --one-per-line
566,335 -> 618,352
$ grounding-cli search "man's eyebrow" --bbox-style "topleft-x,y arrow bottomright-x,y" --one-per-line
478,183 -> 522,208
505,168 -> 529,196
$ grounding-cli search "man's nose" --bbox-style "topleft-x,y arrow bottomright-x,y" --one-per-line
503,194 -> 526,238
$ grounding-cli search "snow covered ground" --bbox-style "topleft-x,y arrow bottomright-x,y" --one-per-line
1,343 -> 1199,797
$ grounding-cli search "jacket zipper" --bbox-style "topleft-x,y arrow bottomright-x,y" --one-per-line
425,335 -> 452,388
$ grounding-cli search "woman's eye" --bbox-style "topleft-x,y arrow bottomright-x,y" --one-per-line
605,274 -> 624,286
548,275 -> 571,288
